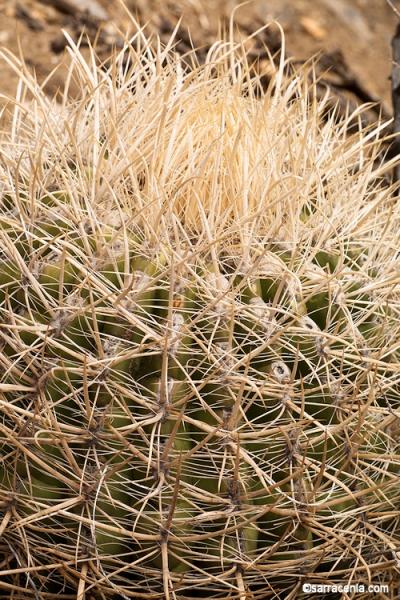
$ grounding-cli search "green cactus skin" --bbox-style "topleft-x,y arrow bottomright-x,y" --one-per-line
37,254 -> 77,300
93,407 -> 136,558
0,259 -> 21,307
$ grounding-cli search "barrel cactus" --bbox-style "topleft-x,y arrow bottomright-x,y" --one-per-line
0,26 -> 399,600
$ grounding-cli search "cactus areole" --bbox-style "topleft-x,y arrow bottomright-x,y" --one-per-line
0,25 -> 399,600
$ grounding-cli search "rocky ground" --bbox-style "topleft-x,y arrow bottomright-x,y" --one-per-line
0,0 -> 398,120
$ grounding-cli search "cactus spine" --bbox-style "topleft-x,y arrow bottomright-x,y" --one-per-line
0,24 -> 399,600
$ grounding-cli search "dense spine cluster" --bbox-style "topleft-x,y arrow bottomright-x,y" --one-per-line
0,25 -> 400,600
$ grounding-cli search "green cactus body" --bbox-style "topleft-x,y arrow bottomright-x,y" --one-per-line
140,272 -> 197,380
26,472 -> 67,504
279,313 -> 330,377
313,249 -> 339,273
0,259 -> 21,306
90,339 -> 136,407
16,437 -> 70,520
100,253 -> 164,368
43,360 -> 84,425
37,254 -> 77,300
51,304 -> 97,359
93,408 -> 135,558
131,379 -> 194,573
235,278 -> 280,375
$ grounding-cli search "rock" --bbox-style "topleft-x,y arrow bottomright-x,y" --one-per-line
39,0 -> 108,22
300,16 -> 327,41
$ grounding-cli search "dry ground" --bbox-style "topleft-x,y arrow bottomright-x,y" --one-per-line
0,0 -> 398,117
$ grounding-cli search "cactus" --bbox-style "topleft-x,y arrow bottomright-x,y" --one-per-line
0,24 -> 400,600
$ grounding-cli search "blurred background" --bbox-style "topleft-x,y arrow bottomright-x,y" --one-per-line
0,0 -> 398,121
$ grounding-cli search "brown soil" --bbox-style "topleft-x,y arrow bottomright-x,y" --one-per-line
0,0 -> 397,117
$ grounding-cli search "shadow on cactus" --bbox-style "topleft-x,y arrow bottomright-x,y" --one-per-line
0,17 -> 399,600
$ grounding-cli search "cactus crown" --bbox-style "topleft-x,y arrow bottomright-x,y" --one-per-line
0,23 -> 399,600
